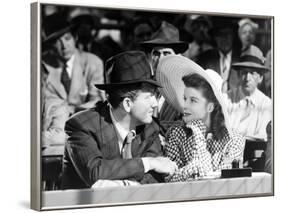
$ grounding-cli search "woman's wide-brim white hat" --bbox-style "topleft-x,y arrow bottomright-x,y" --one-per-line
156,55 -> 230,131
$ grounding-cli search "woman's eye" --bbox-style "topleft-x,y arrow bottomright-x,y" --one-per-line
191,98 -> 197,103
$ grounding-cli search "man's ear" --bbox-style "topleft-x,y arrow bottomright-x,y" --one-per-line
207,102 -> 215,113
257,74 -> 264,85
122,97 -> 133,113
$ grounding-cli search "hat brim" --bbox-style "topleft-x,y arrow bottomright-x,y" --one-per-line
95,79 -> 162,90
232,62 -> 269,73
156,55 -> 230,131
43,25 -> 75,45
139,40 -> 189,54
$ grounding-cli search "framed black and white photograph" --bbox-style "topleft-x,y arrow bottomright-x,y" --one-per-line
31,0 -> 274,211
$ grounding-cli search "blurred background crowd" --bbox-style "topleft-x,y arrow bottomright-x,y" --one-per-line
41,5 -> 271,65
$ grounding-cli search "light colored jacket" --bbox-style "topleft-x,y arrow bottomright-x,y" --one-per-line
42,49 -> 105,144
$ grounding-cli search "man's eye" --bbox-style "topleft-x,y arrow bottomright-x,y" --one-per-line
163,51 -> 172,56
152,51 -> 160,57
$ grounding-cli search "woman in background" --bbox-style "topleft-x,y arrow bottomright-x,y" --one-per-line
238,18 -> 264,58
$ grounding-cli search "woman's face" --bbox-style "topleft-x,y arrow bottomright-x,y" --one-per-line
239,24 -> 255,49
183,87 -> 213,125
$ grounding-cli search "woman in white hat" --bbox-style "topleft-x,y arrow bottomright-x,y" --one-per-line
156,55 -> 245,182
238,18 -> 264,58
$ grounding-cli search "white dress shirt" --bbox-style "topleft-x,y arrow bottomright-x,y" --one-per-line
65,54 -> 75,77
224,87 -> 272,140
109,107 -> 150,172
219,51 -> 232,82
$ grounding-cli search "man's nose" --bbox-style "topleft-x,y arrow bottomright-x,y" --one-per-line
183,100 -> 189,109
246,72 -> 252,80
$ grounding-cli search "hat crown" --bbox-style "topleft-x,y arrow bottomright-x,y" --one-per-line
105,51 -> 152,84
240,55 -> 264,65
232,52 -> 269,73
43,13 -> 70,38
150,21 -> 180,43
210,16 -> 238,35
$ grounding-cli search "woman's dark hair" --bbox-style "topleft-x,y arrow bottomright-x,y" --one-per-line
106,82 -> 157,109
182,73 -> 226,140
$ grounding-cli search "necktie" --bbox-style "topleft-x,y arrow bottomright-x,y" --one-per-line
121,131 -> 135,159
221,55 -> 228,92
61,64 -> 71,94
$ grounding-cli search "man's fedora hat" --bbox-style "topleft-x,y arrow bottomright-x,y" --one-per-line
43,13 -> 75,45
232,54 -> 269,73
95,51 -> 161,90
139,21 -> 189,54
156,55 -> 231,131
209,16 -> 238,36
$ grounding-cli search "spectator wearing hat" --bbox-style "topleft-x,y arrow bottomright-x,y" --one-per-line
69,9 -> 98,52
238,18 -> 264,58
225,54 -> 272,141
126,16 -> 154,51
155,55 -> 245,181
139,21 -> 189,133
42,12 -> 105,145
61,51 -> 178,189
140,21 -> 189,74
183,15 -> 213,61
197,17 -> 241,93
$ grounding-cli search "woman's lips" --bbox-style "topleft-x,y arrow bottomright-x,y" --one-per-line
183,112 -> 191,116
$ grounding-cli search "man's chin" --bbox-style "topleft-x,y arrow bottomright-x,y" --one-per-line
144,117 -> 153,124
242,86 -> 254,95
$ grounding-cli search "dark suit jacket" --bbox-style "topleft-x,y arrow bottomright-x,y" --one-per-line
61,101 -> 164,189
196,49 -> 240,91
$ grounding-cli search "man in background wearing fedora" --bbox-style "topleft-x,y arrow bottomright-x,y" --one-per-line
42,12 -> 105,145
61,51 -> 177,189
224,54 -> 272,141
197,17 -> 241,93
139,21 -> 189,134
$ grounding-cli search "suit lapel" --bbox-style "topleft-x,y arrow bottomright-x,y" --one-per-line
214,50 -> 221,74
131,134 -> 144,157
99,105 -> 121,158
45,63 -> 67,99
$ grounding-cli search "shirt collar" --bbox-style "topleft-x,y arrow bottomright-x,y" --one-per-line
66,54 -> 75,68
246,88 -> 260,107
65,54 -> 75,77
219,50 -> 232,61
237,86 -> 259,107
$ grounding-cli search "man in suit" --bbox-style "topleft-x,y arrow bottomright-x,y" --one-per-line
139,21 -> 189,134
197,17 -> 241,92
42,12 -> 105,145
61,51 -> 178,189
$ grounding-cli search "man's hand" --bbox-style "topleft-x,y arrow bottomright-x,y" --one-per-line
147,157 -> 178,176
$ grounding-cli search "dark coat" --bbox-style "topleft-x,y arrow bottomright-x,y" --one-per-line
196,49 -> 240,91
61,101 -> 165,189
